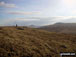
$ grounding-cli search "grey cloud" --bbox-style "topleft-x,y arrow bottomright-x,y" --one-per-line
3,16 -> 75,26
0,1 -> 17,8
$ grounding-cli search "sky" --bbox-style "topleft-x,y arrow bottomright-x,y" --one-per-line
0,0 -> 76,26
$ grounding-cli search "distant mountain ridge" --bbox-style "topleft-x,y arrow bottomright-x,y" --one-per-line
39,23 -> 76,34
27,25 -> 40,28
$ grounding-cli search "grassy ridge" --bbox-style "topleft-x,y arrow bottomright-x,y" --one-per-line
0,27 -> 76,57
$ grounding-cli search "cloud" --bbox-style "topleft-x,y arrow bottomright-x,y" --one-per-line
61,0 -> 76,9
71,10 -> 76,14
3,17 -> 39,24
63,0 -> 76,6
7,11 -> 41,15
14,18 -> 40,21
2,16 -> 76,26
3,17 -> 40,26
0,1 -> 17,8
3,16 -> 75,26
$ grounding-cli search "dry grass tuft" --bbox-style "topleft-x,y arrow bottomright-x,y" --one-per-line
0,26 -> 76,57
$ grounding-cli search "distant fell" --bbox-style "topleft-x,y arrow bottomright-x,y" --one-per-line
39,23 -> 76,34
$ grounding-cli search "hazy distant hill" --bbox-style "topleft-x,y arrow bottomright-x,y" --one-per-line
39,23 -> 76,34
0,26 -> 76,57
27,25 -> 40,28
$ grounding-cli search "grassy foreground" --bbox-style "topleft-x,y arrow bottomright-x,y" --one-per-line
0,27 -> 76,57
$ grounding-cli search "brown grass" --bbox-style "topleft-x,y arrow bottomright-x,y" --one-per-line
0,26 -> 76,57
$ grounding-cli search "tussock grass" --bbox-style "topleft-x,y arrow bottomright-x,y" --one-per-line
0,27 -> 76,57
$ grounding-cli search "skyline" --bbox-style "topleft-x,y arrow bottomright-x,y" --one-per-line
0,0 -> 76,26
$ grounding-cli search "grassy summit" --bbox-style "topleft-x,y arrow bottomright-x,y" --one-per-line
0,27 -> 76,57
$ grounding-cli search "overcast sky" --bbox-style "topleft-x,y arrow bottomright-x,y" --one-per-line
0,0 -> 76,26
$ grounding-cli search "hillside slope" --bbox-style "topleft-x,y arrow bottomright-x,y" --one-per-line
39,23 -> 76,34
0,27 -> 76,57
